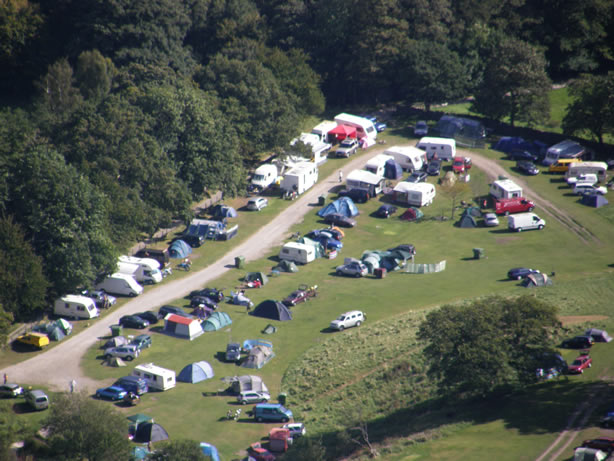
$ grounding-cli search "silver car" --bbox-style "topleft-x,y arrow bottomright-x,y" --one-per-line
483,213 -> 500,227
336,261 -> 368,277
237,391 -> 270,405
247,197 -> 268,211
104,345 -> 140,361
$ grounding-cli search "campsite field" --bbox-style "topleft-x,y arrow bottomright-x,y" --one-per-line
74,127 -> 614,459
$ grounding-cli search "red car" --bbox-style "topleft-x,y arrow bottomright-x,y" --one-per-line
452,156 -> 472,173
282,289 -> 309,307
568,355 -> 592,374
581,437 -> 614,452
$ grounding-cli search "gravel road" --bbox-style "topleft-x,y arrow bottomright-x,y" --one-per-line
1,148 -> 382,392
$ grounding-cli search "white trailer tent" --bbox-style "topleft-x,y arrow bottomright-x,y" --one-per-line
489,179 -> 523,200
53,295 -> 100,319
132,363 -> 176,391
383,145 -> 427,171
416,137 -> 456,161
334,113 -> 377,144
365,154 -> 394,177
311,121 -> 337,143
346,169 -> 386,197
280,162 -> 318,195
163,314 -> 204,340
393,182 -> 436,206
291,133 -> 331,165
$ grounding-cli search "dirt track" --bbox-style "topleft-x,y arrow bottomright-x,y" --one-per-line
0,148 -> 382,392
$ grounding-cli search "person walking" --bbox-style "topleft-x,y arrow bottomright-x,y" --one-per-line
338,170 -> 343,183
3,373 -> 7,384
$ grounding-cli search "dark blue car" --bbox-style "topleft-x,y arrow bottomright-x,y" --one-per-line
95,386 -> 127,401
316,236 -> 343,251
507,267 -> 540,280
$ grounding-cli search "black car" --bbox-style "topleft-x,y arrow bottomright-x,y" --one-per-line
426,160 -> 442,176
323,213 -> 356,228
375,205 -> 398,218
135,311 -> 158,325
508,149 -> 538,162
516,161 -> 540,175
190,295 -> 217,309
158,305 -> 191,319
189,288 -> 224,302
177,234 -> 204,248
561,335 -> 594,349
405,171 -> 427,183
338,188 -> 370,203
119,315 -> 150,329
507,267 -> 540,280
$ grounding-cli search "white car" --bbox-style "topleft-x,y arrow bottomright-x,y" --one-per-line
247,197 -> 268,211
414,121 -> 428,136
483,213 -> 499,227
335,138 -> 359,157
283,422 -> 306,437
237,391 -> 270,405
566,173 -> 597,186
573,184 -> 607,196
330,310 -> 365,331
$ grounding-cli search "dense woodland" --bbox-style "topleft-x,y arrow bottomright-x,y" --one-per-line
0,0 -> 613,332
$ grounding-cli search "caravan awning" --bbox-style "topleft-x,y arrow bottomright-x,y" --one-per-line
329,124 -> 357,140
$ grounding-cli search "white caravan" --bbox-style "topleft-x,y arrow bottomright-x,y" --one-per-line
290,133 -> 332,165
346,169 -> 386,196
54,295 -> 99,319
132,363 -> 176,391
95,273 -> 143,297
393,182 -> 436,207
489,179 -> 523,200
334,113 -> 378,142
118,255 -> 162,284
278,242 -> 316,265
365,154 -> 394,177
565,161 -> 607,183
416,137 -> 456,161
280,163 -> 318,195
383,145 -> 426,171
311,121 -> 337,143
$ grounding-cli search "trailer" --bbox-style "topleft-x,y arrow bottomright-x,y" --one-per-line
280,163 -> 318,195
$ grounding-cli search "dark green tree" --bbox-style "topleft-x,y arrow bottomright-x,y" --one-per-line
45,392 -> 131,461
562,72 -> 614,145
0,304 -> 14,348
279,436 -> 327,461
472,37 -> 551,126
36,58 -> 83,121
75,49 -> 116,102
147,440 -> 206,461
0,216 -> 48,320
418,295 -> 561,398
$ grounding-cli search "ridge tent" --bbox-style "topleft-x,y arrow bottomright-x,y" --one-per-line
251,300 -> 293,321
245,272 -> 269,286
399,207 -> 423,221
585,328 -> 613,343
329,124 -> 357,141
202,311 -> 232,331
459,214 -> 477,228
384,159 -> 403,179
317,197 -> 359,218
163,314 -> 204,340
211,204 -> 238,219
56,318 -> 72,335
46,325 -> 65,341
105,356 -> 126,367
169,239 -> 192,259
274,260 -> 299,273
581,194 -> 608,208
178,361 -> 215,383
134,422 -> 169,443
200,443 -> 220,461
103,336 -> 128,349
523,273 -> 553,288
242,345 -> 275,369
226,375 -> 269,394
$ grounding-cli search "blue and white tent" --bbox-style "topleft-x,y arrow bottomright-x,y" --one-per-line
169,239 -> 192,259
317,197 -> 359,218
177,361 -> 215,383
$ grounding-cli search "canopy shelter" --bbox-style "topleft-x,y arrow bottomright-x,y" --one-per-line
329,124 -> 357,141
169,239 -> 192,259
317,197 -> 359,218
251,300 -> 292,321
177,361 -> 215,383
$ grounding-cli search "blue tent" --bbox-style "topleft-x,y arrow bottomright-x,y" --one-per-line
434,115 -> 485,140
200,442 -> 220,461
384,159 -> 403,179
169,239 -> 192,259
177,361 -> 215,383
211,204 -> 238,219
581,194 -> 608,208
317,197 -> 359,218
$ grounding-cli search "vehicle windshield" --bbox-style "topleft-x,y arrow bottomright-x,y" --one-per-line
337,315 -> 347,321
571,360 -> 582,366
416,122 -> 426,128
341,140 -> 354,146
253,174 -> 265,181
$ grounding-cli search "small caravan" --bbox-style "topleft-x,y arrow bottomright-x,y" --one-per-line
54,295 -> 99,319
280,163 -> 318,195
278,242 -> 316,265
118,256 -> 163,284
334,113 -> 377,142
416,137 -> 456,161
132,363 -> 176,391
393,182 -> 436,207
565,161 -> 607,182
489,179 -> 523,200
365,154 -> 394,177
346,170 -> 386,197
95,273 -> 143,297
383,145 -> 426,171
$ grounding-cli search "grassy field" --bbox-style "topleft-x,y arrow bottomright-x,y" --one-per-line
7,94 -> 614,459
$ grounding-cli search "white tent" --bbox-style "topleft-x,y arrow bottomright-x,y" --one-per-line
163,314 -> 203,340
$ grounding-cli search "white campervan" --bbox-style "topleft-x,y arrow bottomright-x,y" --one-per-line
416,137 -> 456,161
364,154 -> 394,177
278,242 -> 316,265
489,179 -> 523,200
54,295 -> 99,319
280,163 -> 318,195
118,255 -> 163,284
311,120 -> 337,143
334,113 -> 377,142
132,363 -> 176,391
508,213 -> 546,232
95,273 -> 143,297
393,182 -> 436,207
383,145 -> 426,171
251,164 -> 279,191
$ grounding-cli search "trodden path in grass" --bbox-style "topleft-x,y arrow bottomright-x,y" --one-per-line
0,145 -> 388,392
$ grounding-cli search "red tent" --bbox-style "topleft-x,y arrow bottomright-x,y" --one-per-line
329,124 -> 357,141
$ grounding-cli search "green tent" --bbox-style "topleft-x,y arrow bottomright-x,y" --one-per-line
274,260 -> 299,273
298,237 -> 325,259
202,312 -> 232,332
245,272 -> 269,285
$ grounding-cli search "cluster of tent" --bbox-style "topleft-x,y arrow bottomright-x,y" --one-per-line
493,136 -> 547,157
359,247 -> 413,274
32,318 -> 72,341
399,207 -> 424,222
317,197 -> 359,218
163,311 -> 232,340
241,340 -> 275,369
244,272 -> 269,286
458,206 -> 482,228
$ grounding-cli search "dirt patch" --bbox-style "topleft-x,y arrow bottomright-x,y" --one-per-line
495,236 -> 521,244
559,315 -> 609,326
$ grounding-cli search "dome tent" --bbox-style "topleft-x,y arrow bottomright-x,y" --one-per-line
134,422 -> 169,443
177,361 -> 215,383
202,312 -> 232,331
169,239 -> 192,258
251,300 -> 292,321
317,197 -> 359,218
211,204 -> 238,219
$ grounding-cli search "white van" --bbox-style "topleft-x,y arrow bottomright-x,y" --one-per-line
278,242 -> 316,265
365,154 -> 394,177
489,179 -> 523,200
251,164 -> 279,191
132,363 -> 176,391
118,256 -> 163,284
334,113 -> 377,142
508,213 -> 546,232
416,137 -> 456,161
280,163 -> 318,195
393,182 -> 436,207
54,294 -> 100,319
565,161 -> 607,183
95,273 -> 143,297
383,145 -> 426,171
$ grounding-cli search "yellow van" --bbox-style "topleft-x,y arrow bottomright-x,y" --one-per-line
548,158 -> 581,173
16,332 -> 50,349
